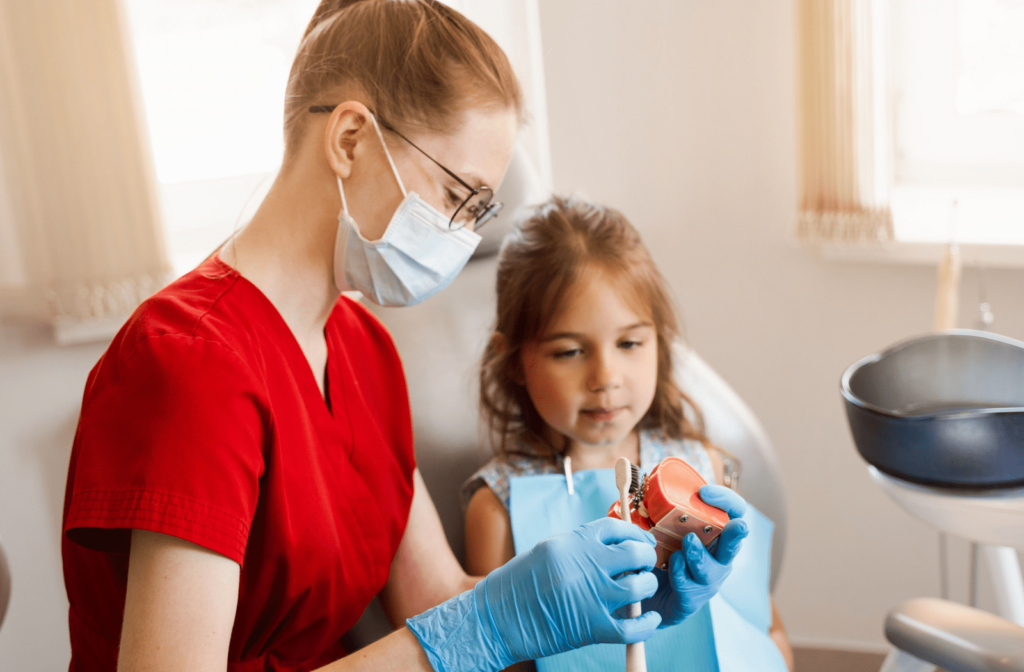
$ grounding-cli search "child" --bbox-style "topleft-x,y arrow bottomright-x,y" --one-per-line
462,195 -> 794,671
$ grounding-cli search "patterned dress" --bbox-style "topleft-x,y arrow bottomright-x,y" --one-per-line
461,430 -> 717,512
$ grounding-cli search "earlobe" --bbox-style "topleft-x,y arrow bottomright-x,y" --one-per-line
323,101 -> 373,181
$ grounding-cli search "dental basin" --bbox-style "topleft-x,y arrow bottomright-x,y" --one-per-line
842,330 -> 1024,489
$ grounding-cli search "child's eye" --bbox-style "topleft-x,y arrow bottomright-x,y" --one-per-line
619,340 -> 643,350
552,348 -> 582,360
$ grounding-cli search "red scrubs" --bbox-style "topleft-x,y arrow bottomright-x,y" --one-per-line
62,256 -> 416,672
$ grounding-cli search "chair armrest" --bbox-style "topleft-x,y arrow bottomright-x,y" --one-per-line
0,540 -> 10,631
886,598 -> 1024,672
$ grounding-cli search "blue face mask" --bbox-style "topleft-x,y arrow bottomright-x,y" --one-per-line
333,114 -> 482,307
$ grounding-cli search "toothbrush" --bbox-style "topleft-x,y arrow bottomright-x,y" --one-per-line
615,457 -> 647,672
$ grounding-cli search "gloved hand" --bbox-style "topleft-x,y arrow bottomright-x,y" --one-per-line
407,518 -> 662,672
643,485 -> 749,627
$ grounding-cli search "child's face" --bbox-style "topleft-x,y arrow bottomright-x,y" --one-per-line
520,269 -> 659,453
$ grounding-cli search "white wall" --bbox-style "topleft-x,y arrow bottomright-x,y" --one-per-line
0,325 -> 107,669
538,0 -> 1024,651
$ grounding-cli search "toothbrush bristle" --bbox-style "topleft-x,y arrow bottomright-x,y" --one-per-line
628,463 -> 641,494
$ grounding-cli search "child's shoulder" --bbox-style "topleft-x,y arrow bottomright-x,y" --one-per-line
461,444 -> 561,513
640,430 -> 717,485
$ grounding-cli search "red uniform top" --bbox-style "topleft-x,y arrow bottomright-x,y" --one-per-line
62,256 -> 416,672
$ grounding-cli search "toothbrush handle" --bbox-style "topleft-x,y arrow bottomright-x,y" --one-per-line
619,487 -> 648,672
625,609 -> 647,672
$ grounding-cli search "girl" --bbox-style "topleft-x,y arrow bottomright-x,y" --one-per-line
61,3 -> 701,671
464,195 -> 795,671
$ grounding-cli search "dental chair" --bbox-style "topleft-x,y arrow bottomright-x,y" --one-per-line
341,145 -> 789,650
0,537 -> 10,633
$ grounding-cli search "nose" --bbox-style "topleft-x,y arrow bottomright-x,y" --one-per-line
587,348 -> 622,393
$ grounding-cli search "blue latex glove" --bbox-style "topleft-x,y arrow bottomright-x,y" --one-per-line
643,485 -> 750,627
407,518 -> 662,672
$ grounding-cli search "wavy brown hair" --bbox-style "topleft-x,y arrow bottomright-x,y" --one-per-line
480,195 -> 709,462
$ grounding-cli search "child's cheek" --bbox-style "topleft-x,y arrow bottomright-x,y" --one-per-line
527,369 -> 573,422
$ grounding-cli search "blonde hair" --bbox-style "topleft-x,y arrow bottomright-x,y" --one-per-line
480,195 -> 709,462
284,0 -> 523,153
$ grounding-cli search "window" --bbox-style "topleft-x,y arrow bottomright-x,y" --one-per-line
123,0 -> 320,275
891,0 -> 1024,246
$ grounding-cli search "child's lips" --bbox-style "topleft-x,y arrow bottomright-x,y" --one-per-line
581,407 -> 623,422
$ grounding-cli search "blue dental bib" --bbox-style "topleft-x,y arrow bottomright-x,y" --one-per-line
509,469 -> 787,672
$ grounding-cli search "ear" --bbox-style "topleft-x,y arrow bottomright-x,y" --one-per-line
492,332 -> 528,387
489,332 -> 509,356
323,101 -> 374,181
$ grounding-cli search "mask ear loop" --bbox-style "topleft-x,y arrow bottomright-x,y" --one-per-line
368,113 -> 407,197
335,111 -> 407,217
337,176 -> 350,216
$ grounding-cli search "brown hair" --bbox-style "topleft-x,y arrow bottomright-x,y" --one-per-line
284,0 -> 523,153
480,195 -> 709,462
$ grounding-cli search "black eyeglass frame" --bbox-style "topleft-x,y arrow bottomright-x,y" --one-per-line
309,105 -> 502,230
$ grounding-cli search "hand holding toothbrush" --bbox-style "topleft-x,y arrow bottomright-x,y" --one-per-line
407,517 -> 661,672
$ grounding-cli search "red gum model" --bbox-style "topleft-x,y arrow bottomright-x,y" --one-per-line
608,457 -> 730,569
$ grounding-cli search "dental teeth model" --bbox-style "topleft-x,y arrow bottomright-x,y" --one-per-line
609,457 -> 729,570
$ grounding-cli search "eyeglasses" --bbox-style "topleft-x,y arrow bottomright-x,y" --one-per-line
309,105 -> 502,231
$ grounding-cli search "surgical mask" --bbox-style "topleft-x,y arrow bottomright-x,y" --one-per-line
333,114 -> 481,307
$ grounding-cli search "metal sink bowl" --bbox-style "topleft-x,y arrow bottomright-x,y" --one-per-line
842,330 -> 1024,489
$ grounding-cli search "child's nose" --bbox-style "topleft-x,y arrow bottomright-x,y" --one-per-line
587,350 -> 621,392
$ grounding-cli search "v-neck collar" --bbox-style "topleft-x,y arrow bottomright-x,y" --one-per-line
207,255 -> 340,420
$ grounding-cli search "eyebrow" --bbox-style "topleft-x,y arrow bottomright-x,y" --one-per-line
451,172 -> 485,191
539,322 -> 654,343
444,178 -> 483,195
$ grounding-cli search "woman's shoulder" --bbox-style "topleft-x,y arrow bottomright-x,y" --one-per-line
640,430 -> 717,485
461,443 -> 560,512
86,258 -> 278,404
113,257 -> 257,363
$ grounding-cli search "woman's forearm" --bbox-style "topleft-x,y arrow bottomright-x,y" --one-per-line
320,628 -> 434,672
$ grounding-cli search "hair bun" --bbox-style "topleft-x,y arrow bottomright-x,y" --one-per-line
286,0 -> 521,152
303,0 -> 373,38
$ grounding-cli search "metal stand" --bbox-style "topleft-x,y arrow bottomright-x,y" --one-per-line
878,649 -> 936,672
969,542 -> 978,607
980,544 -> 1024,626
868,468 -> 1024,625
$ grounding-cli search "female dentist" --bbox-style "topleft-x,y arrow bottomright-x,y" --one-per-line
60,1 -> 746,670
